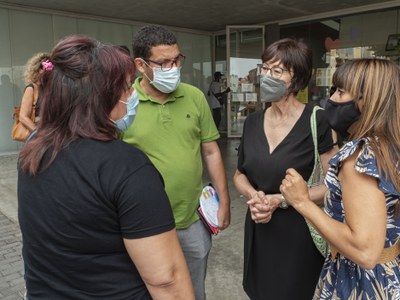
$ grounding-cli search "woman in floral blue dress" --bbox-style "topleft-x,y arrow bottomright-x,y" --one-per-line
280,58 -> 400,299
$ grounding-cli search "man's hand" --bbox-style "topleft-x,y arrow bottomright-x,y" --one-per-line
217,202 -> 230,230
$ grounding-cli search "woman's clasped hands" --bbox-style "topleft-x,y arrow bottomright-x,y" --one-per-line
248,191 -> 271,224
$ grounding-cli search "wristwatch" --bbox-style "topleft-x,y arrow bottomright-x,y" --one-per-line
280,195 -> 288,209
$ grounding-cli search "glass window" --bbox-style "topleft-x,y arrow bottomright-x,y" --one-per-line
280,8 -> 400,107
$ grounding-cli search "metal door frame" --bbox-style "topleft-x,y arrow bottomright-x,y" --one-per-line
226,25 -> 265,138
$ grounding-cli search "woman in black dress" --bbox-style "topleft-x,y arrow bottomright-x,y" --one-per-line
233,38 -> 337,300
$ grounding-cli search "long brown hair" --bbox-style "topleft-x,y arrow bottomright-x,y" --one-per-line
19,35 -> 136,175
333,58 -> 400,191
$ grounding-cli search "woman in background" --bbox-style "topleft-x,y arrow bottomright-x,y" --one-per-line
19,52 -> 50,132
281,58 -> 400,299
18,35 -> 194,300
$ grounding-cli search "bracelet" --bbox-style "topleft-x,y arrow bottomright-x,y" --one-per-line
280,195 -> 288,209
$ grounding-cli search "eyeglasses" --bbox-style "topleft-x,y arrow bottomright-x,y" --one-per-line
144,54 -> 186,72
259,64 -> 289,79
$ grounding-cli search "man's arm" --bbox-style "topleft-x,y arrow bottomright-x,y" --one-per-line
201,141 -> 231,230
213,87 -> 230,99
221,87 -> 231,95
124,229 -> 194,300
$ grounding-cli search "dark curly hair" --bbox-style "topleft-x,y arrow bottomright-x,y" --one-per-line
132,25 -> 177,59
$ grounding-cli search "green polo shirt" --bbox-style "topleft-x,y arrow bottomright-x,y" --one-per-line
123,77 -> 219,229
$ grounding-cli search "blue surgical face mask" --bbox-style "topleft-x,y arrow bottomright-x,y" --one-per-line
115,90 -> 139,131
260,74 -> 288,102
143,64 -> 181,94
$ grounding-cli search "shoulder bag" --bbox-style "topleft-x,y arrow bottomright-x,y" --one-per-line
11,84 -> 38,142
305,105 -> 328,257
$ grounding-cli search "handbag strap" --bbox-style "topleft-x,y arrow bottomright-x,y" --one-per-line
30,84 -> 39,122
307,105 -> 324,187
33,83 -> 38,106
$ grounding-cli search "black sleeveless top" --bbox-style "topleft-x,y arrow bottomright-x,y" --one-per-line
25,83 -> 40,118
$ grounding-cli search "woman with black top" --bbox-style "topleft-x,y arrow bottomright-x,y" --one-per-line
18,35 -> 194,300
233,38 -> 337,300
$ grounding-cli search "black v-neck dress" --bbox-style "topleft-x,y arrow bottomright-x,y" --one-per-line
237,104 -> 333,300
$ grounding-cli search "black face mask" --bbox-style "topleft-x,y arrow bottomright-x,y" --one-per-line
325,99 -> 361,139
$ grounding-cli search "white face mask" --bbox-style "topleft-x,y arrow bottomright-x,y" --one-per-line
114,90 -> 139,131
143,63 -> 181,94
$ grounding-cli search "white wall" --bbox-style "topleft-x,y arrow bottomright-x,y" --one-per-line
0,7 -> 212,154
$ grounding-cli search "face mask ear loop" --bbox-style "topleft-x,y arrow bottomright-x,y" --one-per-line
143,71 -> 153,84
140,59 -> 154,83
288,76 -> 297,95
283,76 -> 293,100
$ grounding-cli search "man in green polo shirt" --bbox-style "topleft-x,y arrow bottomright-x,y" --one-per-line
123,25 -> 231,300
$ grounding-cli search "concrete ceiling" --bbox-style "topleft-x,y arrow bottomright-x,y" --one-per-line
0,0 -> 399,32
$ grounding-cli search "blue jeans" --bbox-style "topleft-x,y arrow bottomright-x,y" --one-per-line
177,220 -> 212,300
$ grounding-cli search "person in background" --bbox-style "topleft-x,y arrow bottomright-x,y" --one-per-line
19,52 -> 50,133
208,71 -> 230,129
18,34 -> 194,300
233,38 -> 337,300
281,58 -> 400,299
123,24 -> 230,300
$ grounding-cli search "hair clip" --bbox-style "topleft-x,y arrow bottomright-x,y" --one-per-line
42,60 -> 54,71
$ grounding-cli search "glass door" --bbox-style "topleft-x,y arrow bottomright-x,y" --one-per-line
226,26 -> 265,137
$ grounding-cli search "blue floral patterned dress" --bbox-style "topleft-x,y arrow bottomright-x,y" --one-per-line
314,138 -> 400,300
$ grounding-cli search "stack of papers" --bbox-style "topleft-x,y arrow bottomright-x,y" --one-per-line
198,185 -> 220,235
